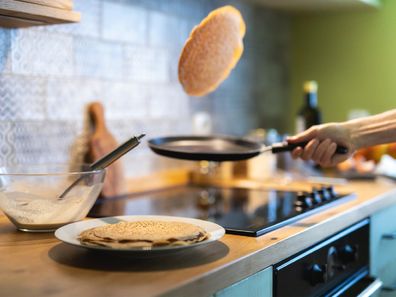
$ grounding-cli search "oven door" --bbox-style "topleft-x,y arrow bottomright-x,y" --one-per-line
274,220 -> 373,297
325,268 -> 382,297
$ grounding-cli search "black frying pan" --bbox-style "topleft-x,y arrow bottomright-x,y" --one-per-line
148,135 -> 348,162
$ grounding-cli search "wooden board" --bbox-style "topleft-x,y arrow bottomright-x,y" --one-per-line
0,13 -> 46,27
15,0 -> 73,10
85,102 -> 127,198
0,0 -> 80,26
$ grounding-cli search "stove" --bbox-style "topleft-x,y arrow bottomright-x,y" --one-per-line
89,185 -> 355,237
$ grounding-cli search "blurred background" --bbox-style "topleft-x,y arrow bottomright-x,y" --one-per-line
0,0 -> 394,180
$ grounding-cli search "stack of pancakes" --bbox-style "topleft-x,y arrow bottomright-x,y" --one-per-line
78,220 -> 210,249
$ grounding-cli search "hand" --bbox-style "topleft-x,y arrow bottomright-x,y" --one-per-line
287,123 -> 356,167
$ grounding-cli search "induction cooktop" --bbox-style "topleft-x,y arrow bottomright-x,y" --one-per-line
88,185 -> 355,237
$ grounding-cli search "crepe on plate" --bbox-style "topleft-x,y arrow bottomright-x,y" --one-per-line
78,220 -> 210,249
178,5 -> 246,97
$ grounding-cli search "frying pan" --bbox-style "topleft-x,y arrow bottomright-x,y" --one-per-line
148,135 -> 348,162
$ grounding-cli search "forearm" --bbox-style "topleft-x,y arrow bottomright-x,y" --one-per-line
344,109 -> 396,149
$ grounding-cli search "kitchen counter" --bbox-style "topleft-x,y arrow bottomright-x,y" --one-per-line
1,178 -> 396,297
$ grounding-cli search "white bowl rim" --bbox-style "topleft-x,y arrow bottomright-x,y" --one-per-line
0,163 -> 105,177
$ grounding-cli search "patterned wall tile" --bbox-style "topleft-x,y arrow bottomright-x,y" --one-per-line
211,87 -> 256,136
96,120 -> 174,180
157,0 -> 209,22
46,78 -> 103,120
169,68 -> 179,85
11,30 -> 73,76
112,0 -> 209,21
6,121 -> 78,165
148,11 -> 189,50
168,48 -> 182,83
221,54 -> 256,90
188,95 -> 214,115
0,122 -> 16,166
0,75 -> 46,120
74,37 -> 123,79
122,154 -> 150,178
102,1 -> 148,44
214,0 -> 254,25
148,84 -> 189,119
107,120 -> 142,145
103,118 -> 152,177
122,153 -> 192,178
0,0 -> 291,178
124,45 -> 169,83
141,119 -> 192,139
249,8 -> 289,48
35,0 -> 101,37
71,0 -> 101,37
102,82 -> 149,120
0,29 -> 11,73
33,22 -> 74,35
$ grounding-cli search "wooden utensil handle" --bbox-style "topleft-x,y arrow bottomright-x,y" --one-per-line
88,102 -> 107,133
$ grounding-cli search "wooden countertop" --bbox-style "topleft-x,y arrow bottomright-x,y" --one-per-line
1,178 -> 396,297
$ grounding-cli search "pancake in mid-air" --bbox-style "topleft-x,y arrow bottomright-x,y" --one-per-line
178,6 -> 246,97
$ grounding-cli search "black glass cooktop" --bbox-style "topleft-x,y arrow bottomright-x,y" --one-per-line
89,185 -> 355,237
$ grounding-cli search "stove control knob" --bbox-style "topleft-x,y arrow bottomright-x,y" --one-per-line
318,186 -> 332,201
326,186 -> 337,198
310,188 -> 322,205
339,244 -> 358,264
295,192 -> 313,210
305,264 -> 327,286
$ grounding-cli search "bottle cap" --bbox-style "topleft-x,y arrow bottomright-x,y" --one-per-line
303,81 -> 318,93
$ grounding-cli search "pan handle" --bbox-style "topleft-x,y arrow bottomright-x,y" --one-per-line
271,141 -> 348,154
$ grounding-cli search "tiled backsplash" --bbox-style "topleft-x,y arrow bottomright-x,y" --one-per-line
0,0 -> 290,178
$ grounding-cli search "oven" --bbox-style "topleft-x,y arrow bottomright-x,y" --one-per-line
274,219 -> 382,296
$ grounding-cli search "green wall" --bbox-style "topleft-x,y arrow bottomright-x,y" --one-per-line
289,0 -> 396,133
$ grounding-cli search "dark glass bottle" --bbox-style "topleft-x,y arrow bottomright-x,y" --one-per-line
296,81 -> 322,133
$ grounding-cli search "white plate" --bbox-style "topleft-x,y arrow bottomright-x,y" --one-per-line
55,215 -> 225,253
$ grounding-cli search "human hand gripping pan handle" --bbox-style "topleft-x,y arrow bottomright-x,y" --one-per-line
286,122 -> 357,167
267,141 -> 348,154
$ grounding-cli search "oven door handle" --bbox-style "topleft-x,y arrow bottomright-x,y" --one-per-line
382,232 -> 396,240
357,278 -> 382,297
331,276 -> 382,297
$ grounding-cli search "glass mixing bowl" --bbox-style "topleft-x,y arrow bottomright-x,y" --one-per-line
0,164 -> 105,232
